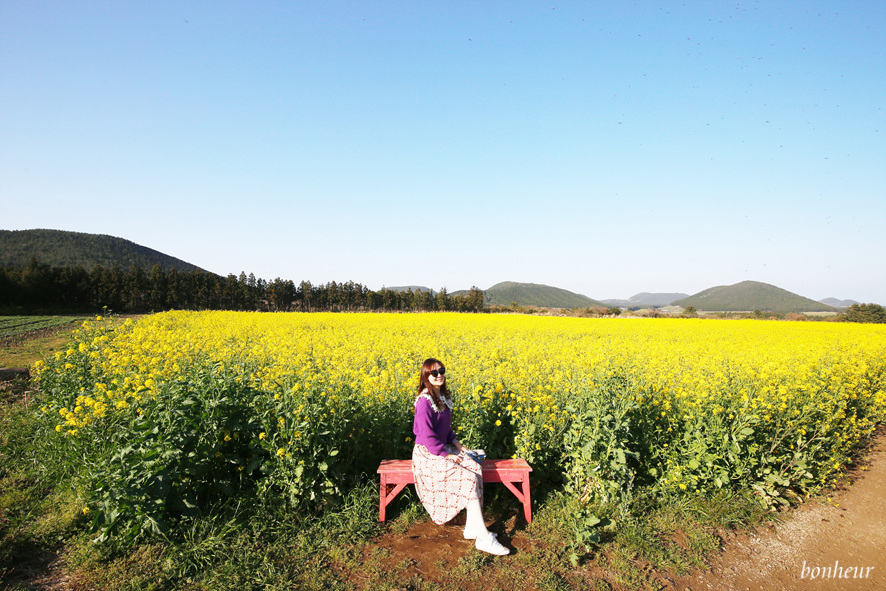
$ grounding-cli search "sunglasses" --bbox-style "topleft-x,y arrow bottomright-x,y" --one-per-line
429,368 -> 446,378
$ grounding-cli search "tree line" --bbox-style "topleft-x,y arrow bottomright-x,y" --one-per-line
844,303 -> 886,324
0,259 -> 487,314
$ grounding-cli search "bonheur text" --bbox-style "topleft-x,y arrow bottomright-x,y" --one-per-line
801,561 -> 874,579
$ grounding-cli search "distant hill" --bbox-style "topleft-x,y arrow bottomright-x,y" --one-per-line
673,281 -> 836,313
483,281 -> 606,308
631,292 -> 689,307
819,298 -> 858,309
603,292 -> 689,308
384,285 -> 435,294
0,229 -> 205,272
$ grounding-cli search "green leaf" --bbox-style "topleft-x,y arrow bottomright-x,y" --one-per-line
246,456 -> 263,473
584,514 -> 601,527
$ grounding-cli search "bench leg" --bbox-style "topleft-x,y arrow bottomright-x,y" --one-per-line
379,477 -> 387,522
522,477 -> 532,523
379,480 -> 410,522
500,477 -> 533,524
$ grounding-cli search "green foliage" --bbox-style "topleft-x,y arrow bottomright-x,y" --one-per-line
454,383 -> 518,460
256,381 -> 413,511
560,379 -> 640,563
845,303 -> 886,324
87,365 -> 269,545
33,320 -> 416,548
563,382 -> 639,509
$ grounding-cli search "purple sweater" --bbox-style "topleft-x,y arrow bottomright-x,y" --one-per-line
413,394 -> 457,456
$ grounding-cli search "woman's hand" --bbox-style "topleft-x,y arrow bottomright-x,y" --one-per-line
446,454 -> 462,464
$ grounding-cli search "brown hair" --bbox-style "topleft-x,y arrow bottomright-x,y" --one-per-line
417,357 -> 449,409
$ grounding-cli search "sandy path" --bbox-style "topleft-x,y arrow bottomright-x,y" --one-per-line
673,435 -> 886,591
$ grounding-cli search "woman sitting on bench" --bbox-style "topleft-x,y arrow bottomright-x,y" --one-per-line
411,358 -> 509,556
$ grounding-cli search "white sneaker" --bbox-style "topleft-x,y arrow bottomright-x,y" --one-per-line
463,528 -> 497,540
475,533 -> 509,556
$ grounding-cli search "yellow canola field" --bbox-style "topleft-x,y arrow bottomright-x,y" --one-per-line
36,311 -> 886,500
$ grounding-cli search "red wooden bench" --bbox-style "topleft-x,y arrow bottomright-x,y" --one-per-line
377,458 -> 533,523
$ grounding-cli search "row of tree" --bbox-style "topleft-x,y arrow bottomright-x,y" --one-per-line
844,303 -> 886,324
0,259 -> 487,314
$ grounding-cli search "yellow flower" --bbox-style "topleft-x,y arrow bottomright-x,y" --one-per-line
38,309 -> 886,502
276,448 -> 286,457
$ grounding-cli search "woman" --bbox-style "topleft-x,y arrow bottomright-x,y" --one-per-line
411,358 -> 509,556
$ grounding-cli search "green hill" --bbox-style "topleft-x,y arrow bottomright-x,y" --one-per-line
673,281 -> 836,313
0,229 -> 205,272
483,281 -> 606,308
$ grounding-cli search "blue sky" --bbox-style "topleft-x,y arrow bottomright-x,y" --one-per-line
2,1 -> 884,303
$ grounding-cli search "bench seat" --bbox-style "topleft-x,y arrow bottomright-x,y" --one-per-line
377,458 -> 532,523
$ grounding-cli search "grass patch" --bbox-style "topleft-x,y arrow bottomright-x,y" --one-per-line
62,486 -> 385,591
1,378 -> 85,589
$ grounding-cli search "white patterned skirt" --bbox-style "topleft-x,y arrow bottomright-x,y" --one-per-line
412,444 -> 483,524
